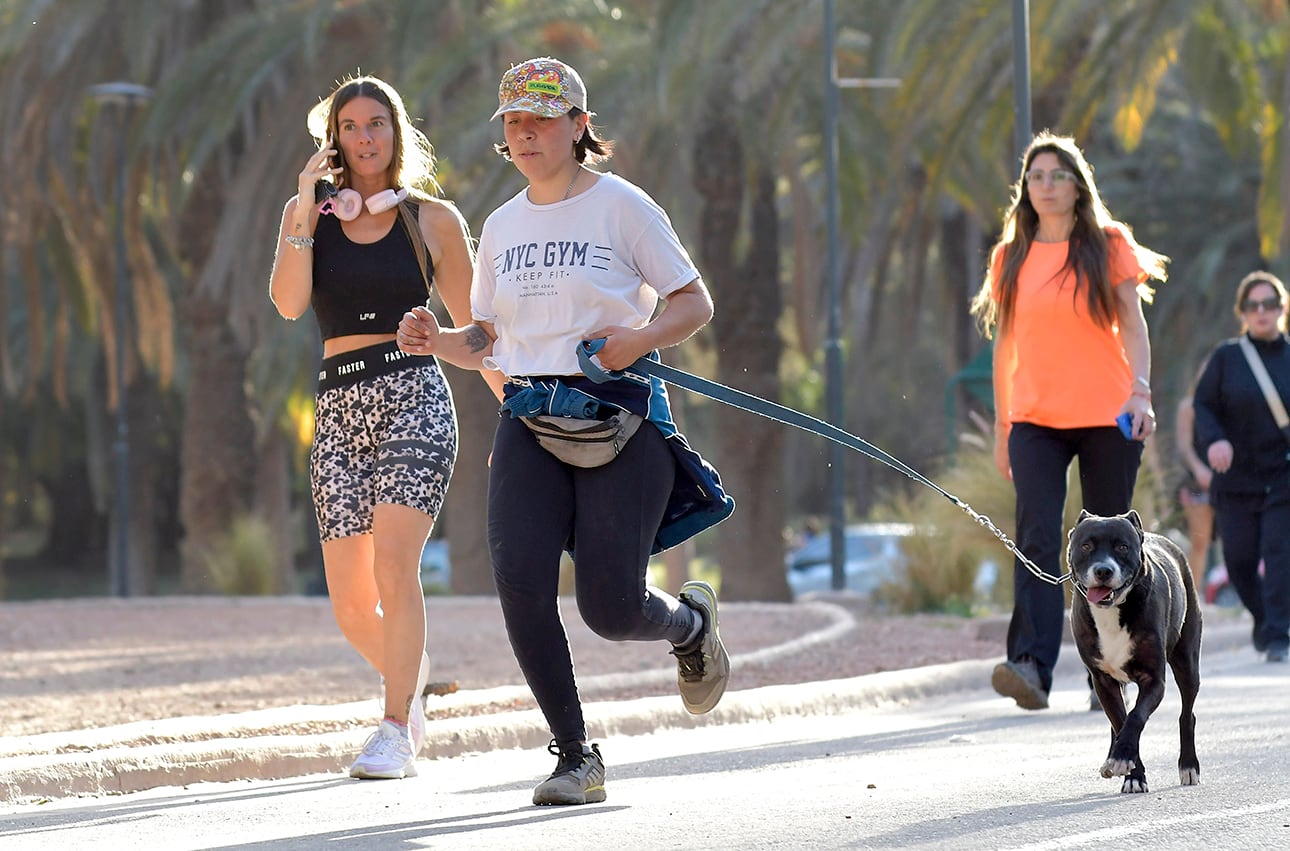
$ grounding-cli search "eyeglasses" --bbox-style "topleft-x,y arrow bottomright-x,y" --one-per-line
1242,296 -> 1283,313
1025,169 -> 1077,187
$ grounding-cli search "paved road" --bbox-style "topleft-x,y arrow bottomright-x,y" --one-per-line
1,643 -> 1285,850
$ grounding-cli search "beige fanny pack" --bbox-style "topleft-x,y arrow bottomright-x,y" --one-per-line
521,412 -> 645,468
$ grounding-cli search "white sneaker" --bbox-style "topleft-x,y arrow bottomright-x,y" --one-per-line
410,652 -> 430,754
348,719 -> 416,779
380,652 -> 430,754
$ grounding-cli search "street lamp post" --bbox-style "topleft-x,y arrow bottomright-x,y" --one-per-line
87,82 -> 153,598
1011,0 -> 1033,161
822,3 -> 900,590
823,0 -> 846,590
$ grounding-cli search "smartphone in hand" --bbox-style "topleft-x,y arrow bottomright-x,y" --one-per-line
1116,412 -> 1134,440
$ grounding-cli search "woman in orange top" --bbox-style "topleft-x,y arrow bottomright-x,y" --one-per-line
970,132 -> 1169,711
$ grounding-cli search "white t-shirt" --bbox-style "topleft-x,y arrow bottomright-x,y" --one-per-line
472,172 -> 700,377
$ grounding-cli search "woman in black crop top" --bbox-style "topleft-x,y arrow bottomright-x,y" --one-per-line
269,75 -> 485,780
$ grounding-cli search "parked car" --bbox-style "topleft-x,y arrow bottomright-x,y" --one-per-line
785,522 -> 914,597
420,539 -> 451,592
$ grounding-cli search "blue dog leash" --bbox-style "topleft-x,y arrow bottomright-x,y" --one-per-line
577,340 -> 1063,586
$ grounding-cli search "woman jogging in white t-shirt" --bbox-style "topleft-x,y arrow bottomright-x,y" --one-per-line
395,56 -> 733,807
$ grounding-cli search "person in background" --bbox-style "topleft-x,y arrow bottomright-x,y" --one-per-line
1175,377 -> 1215,591
970,131 -> 1170,711
269,75 -> 476,778
396,57 -> 733,805
1192,270 -> 1290,663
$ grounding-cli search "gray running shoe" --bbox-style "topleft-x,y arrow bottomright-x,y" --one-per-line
991,658 -> 1049,710
673,580 -> 731,715
532,740 -> 606,806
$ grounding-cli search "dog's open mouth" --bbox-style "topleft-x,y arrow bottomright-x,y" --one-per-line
1085,585 -> 1117,606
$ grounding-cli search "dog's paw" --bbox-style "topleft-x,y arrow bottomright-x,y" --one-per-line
1121,777 -> 1149,794
1179,767 -> 1200,786
1100,758 -> 1136,778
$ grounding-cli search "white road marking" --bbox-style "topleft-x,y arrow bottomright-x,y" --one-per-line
1005,798 -> 1290,850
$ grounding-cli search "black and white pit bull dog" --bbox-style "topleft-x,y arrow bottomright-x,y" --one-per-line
1066,509 -> 1202,794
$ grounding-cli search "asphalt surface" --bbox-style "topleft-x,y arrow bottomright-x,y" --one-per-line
0,600 -> 1255,804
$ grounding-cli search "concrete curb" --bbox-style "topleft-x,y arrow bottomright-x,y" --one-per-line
0,659 -> 1000,802
0,617 -> 1254,804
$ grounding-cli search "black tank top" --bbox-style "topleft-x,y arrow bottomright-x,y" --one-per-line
310,210 -> 434,340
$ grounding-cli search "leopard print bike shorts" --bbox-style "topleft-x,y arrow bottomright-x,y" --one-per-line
310,341 -> 458,542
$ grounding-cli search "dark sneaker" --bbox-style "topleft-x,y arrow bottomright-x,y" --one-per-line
673,580 -> 731,715
991,658 -> 1049,710
532,740 -> 606,806
1253,620 -> 1269,653
1267,647 -> 1288,663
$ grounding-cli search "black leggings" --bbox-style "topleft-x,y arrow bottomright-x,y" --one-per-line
1007,422 -> 1143,690
1214,485 -> 1290,653
487,416 -> 699,747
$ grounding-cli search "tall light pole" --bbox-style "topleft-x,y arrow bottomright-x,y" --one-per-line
823,0 -> 846,589
87,82 -> 153,598
1011,0 -> 1033,161
822,2 -> 900,590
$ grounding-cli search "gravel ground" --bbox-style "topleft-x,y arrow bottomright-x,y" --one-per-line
0,595 -> 1004,739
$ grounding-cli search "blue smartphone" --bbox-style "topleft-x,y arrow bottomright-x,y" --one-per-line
1116,412 -> 1134,440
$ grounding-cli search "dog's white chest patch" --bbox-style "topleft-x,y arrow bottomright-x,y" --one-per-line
1090,606 -> 1134,681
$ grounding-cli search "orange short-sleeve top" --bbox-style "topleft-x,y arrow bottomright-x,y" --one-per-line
991,228 -> 1146,429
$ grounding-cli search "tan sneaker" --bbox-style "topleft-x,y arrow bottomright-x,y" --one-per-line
672,580 -> 731,714
991,658 -> 1049,710
532,741 -> 606,806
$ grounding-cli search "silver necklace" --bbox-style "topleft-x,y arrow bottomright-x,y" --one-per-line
561,166 -> 583,201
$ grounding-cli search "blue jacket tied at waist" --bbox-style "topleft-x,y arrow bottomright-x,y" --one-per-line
501,350 -> 735,554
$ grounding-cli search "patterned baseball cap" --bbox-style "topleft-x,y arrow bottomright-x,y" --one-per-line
490,57 -> 588,121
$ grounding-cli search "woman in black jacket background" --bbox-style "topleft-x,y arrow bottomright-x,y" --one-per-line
1193,270 -> 1290,663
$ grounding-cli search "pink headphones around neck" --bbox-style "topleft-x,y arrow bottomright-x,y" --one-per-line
320,187 -> 408,220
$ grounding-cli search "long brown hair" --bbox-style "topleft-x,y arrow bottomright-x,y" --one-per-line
306,75 -> 444,292
970,131 -> 1169,339
306,75 -> 439,198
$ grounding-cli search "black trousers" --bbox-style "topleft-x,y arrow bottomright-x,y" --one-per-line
1214,483 -> 1290,654
1007,423 -> 1143,690
487,415 -> 698,748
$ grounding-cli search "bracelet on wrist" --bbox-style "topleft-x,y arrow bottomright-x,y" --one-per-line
286,235 -> 315,251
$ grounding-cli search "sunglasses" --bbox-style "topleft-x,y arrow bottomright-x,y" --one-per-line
1025,168 -> 1076,186
1242,296 -> 1283,314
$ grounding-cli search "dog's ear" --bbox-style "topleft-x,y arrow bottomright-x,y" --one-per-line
1077,509 -> 1094,523
1125,509 -> 1144,536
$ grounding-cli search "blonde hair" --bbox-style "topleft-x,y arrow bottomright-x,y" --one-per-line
970,131 -> 1169,339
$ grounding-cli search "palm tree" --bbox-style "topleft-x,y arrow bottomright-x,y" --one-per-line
6,0 -> 1285,606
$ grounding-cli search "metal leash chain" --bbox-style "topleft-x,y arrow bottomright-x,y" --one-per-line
578,342 -> 1068,587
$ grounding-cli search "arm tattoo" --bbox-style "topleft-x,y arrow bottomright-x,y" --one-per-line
464,325 -> 490,353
